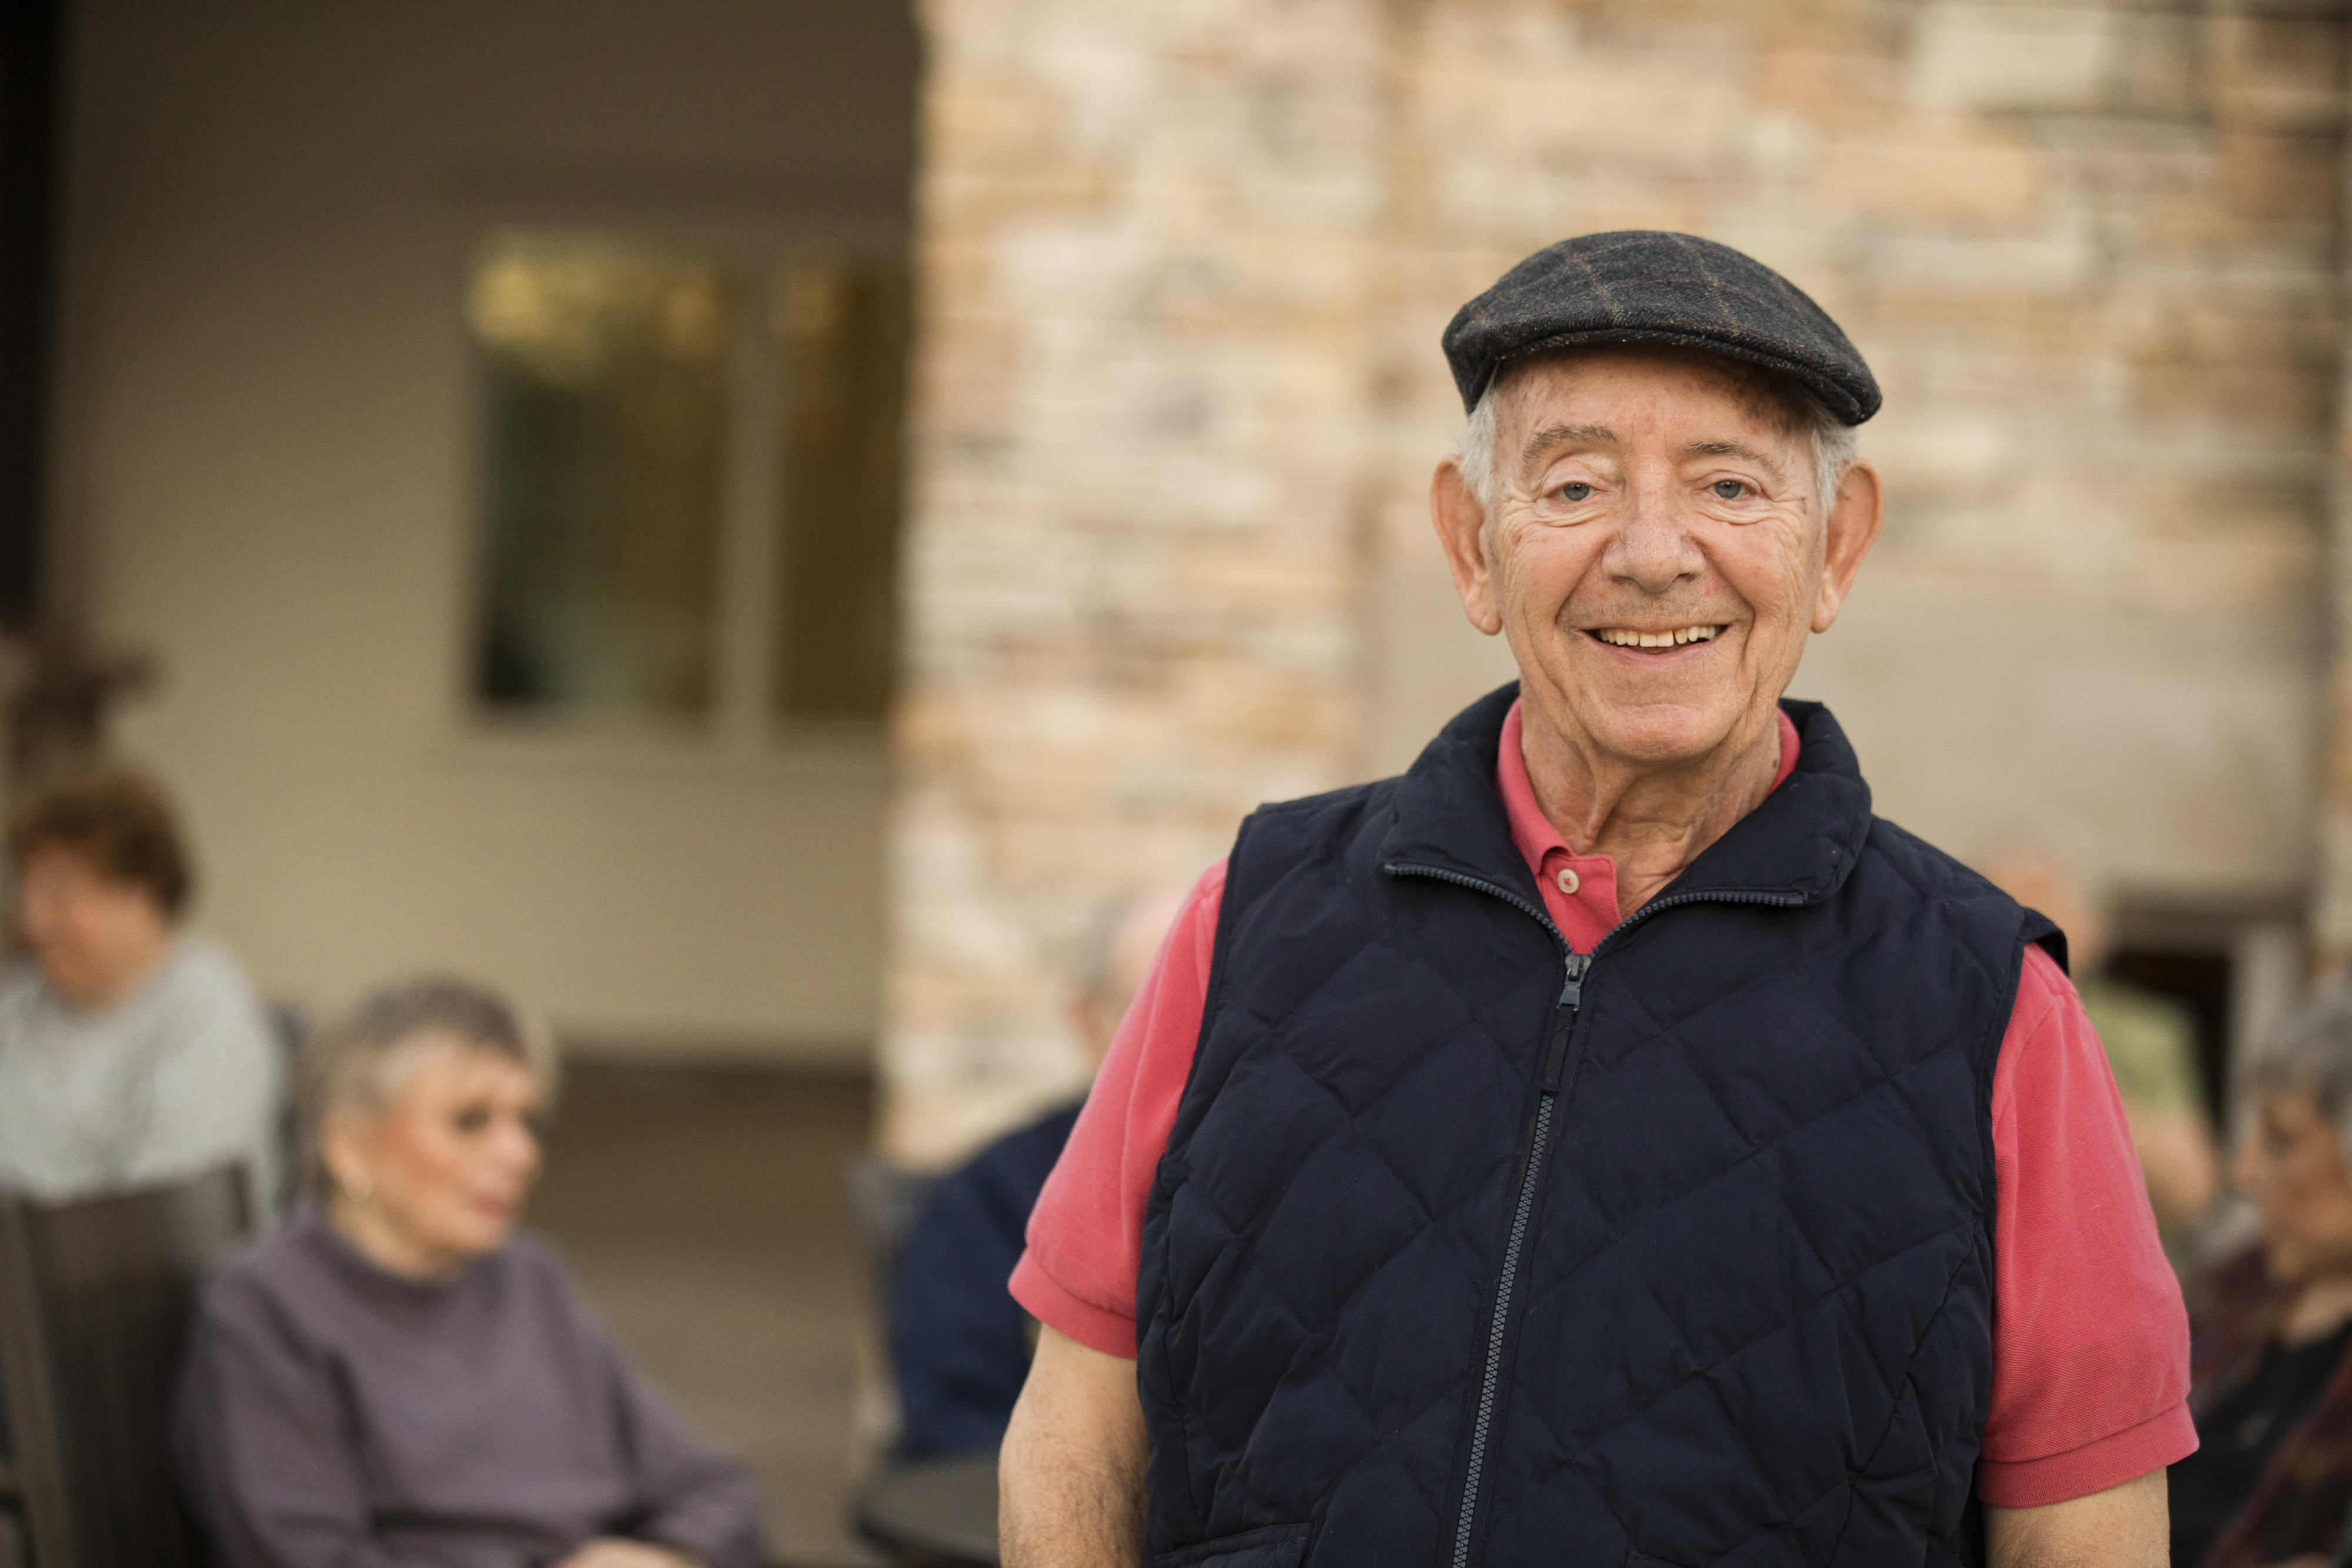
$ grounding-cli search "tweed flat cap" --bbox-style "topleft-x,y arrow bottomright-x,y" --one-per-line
1442,231 -> 1880,423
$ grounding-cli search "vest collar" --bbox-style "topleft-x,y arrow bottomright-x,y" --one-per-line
1378,683 -> 1873,917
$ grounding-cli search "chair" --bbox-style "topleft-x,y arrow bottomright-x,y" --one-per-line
841,1155 -> 1003,1565
843,1153 -> 937,1302
266,1002 -> 306,1218
853,1449 -> 999,1567
839,1153 -> 939,1479
0,1164 -> 252,1568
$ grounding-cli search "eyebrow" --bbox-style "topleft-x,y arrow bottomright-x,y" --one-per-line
1682,439 -> 1789,476
1519,423 -> 1618,472
1516,426 -> 1797,490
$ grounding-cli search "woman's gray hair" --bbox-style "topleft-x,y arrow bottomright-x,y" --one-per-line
2239,991 -> 2352,1158
298,977 -> 557,1193
1456,353 -> 1860,521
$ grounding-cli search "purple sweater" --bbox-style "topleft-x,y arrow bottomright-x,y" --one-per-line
172,1209 -> 766,1568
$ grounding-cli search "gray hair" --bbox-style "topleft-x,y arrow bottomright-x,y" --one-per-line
2239,992 -> 2352,1161
298,977 -> 557,1193
1456,353 -> 1860,520
1073,890 -> 1167,1007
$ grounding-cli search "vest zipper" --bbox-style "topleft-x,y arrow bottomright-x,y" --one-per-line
1588,885 -> 1803,958
1384,863 -> 1802,1568
1444,956 -> 1585,1568
1384,864 -> 1575,1568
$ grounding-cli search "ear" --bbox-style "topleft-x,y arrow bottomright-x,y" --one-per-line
1431,458 -> 1505,637
1811,457 -> 1883,634
318,1106 -> 372,1198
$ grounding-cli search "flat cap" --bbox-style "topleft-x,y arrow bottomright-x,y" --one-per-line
1441,230 -> 1879,423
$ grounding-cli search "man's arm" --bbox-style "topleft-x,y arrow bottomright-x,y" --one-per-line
1986,1470 -> 2167,1568
1000,1326 -> 1148,1568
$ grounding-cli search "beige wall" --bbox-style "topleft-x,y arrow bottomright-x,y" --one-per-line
51,0 -> 918,1062
890,0 -> 2337,1163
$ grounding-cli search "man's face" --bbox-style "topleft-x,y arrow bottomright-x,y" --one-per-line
1433,349 -> 1880,777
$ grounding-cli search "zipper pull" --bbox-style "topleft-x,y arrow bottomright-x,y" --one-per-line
1539,954 -> 1591,1091
1558,951 -> 1591,1010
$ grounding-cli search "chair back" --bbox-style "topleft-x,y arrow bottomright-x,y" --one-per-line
266,1002 -> 305,1218
840,1152 -> 938,1476
842,1152 -> 936,1304
0,1165 -> 252,1568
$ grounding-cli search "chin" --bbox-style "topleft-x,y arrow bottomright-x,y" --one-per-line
440,1215 -> 516,1262
2263,1241 -> 2308,1285
37,962 -> 98,1001
1583,706 -> 1740,767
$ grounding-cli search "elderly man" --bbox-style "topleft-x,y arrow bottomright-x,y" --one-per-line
999,233 -> 2191,1568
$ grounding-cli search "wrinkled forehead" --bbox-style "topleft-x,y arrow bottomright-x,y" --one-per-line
1490,345 -> 1816,451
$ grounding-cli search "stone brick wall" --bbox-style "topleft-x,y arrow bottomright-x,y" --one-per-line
886,0 -> 1391,1161
889,0 -> 2349,1164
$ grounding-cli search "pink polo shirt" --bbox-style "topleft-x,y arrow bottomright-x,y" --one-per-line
1013,703 -> 2196,1509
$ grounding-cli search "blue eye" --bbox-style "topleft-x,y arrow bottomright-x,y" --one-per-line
1712,480 -> 1747,500
1556,482 -> 1593,503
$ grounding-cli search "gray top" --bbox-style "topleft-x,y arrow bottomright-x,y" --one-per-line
0,935 -> 282,1206
172,1208 -> 767,1568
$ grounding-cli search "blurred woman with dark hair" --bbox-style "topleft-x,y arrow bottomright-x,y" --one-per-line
173,978 -> 767,1568
0,765 -> 280,1203
2172,994 -> 2352,1568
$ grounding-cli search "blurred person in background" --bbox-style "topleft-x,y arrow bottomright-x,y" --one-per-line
886,888 -> 1186,1460
1986,850 -> 2220,1266
173,979 -> 766,1568
2168,995 -> 2352,1568
0,766 -> 280,1206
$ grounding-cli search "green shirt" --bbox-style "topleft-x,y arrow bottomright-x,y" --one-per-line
2075,976 -> 2204,1115
2074,975 -> 2207,1272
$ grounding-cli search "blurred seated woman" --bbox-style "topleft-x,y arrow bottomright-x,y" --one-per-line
173,979 -> 767,1568
2171,995 -> 2352,1568
0,766 -> 280,1204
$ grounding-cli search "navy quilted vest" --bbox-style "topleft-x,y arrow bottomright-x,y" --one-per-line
1137,686 -> 2054,1568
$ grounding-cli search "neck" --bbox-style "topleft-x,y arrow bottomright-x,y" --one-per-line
326,1193 -> 469,1284
2282,1273 -> 2352,1346
58,931 -> 175,1011
1521,706 -> 1783,918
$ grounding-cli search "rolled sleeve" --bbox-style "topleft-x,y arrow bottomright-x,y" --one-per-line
1009,1251 -> 1137,1359
1978,1401 -> 2198,1509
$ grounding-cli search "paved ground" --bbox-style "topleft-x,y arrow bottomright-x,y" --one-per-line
529,1064 -> 890,1567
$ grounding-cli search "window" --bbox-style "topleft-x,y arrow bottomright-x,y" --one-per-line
466,233 -> 909,734
774,259 -> 911,723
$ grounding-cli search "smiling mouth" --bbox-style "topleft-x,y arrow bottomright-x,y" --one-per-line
1588,624 -> 1728,651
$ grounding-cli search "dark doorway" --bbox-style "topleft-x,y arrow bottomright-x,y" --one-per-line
2107,947 -> 2233,1123
0,0 -> 63,630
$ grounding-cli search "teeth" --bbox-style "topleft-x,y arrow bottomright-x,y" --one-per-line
1595,626 -> 1722,648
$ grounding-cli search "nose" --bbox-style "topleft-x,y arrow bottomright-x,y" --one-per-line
1602,476 -> 1704,596
2231,1135 -> 2261,1198
492,1115 -> 542,1188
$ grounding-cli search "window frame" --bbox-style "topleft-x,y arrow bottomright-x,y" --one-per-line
446,218 -> 910,780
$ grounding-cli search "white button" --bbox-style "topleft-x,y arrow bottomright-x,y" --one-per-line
1555,867 -> 1581,897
